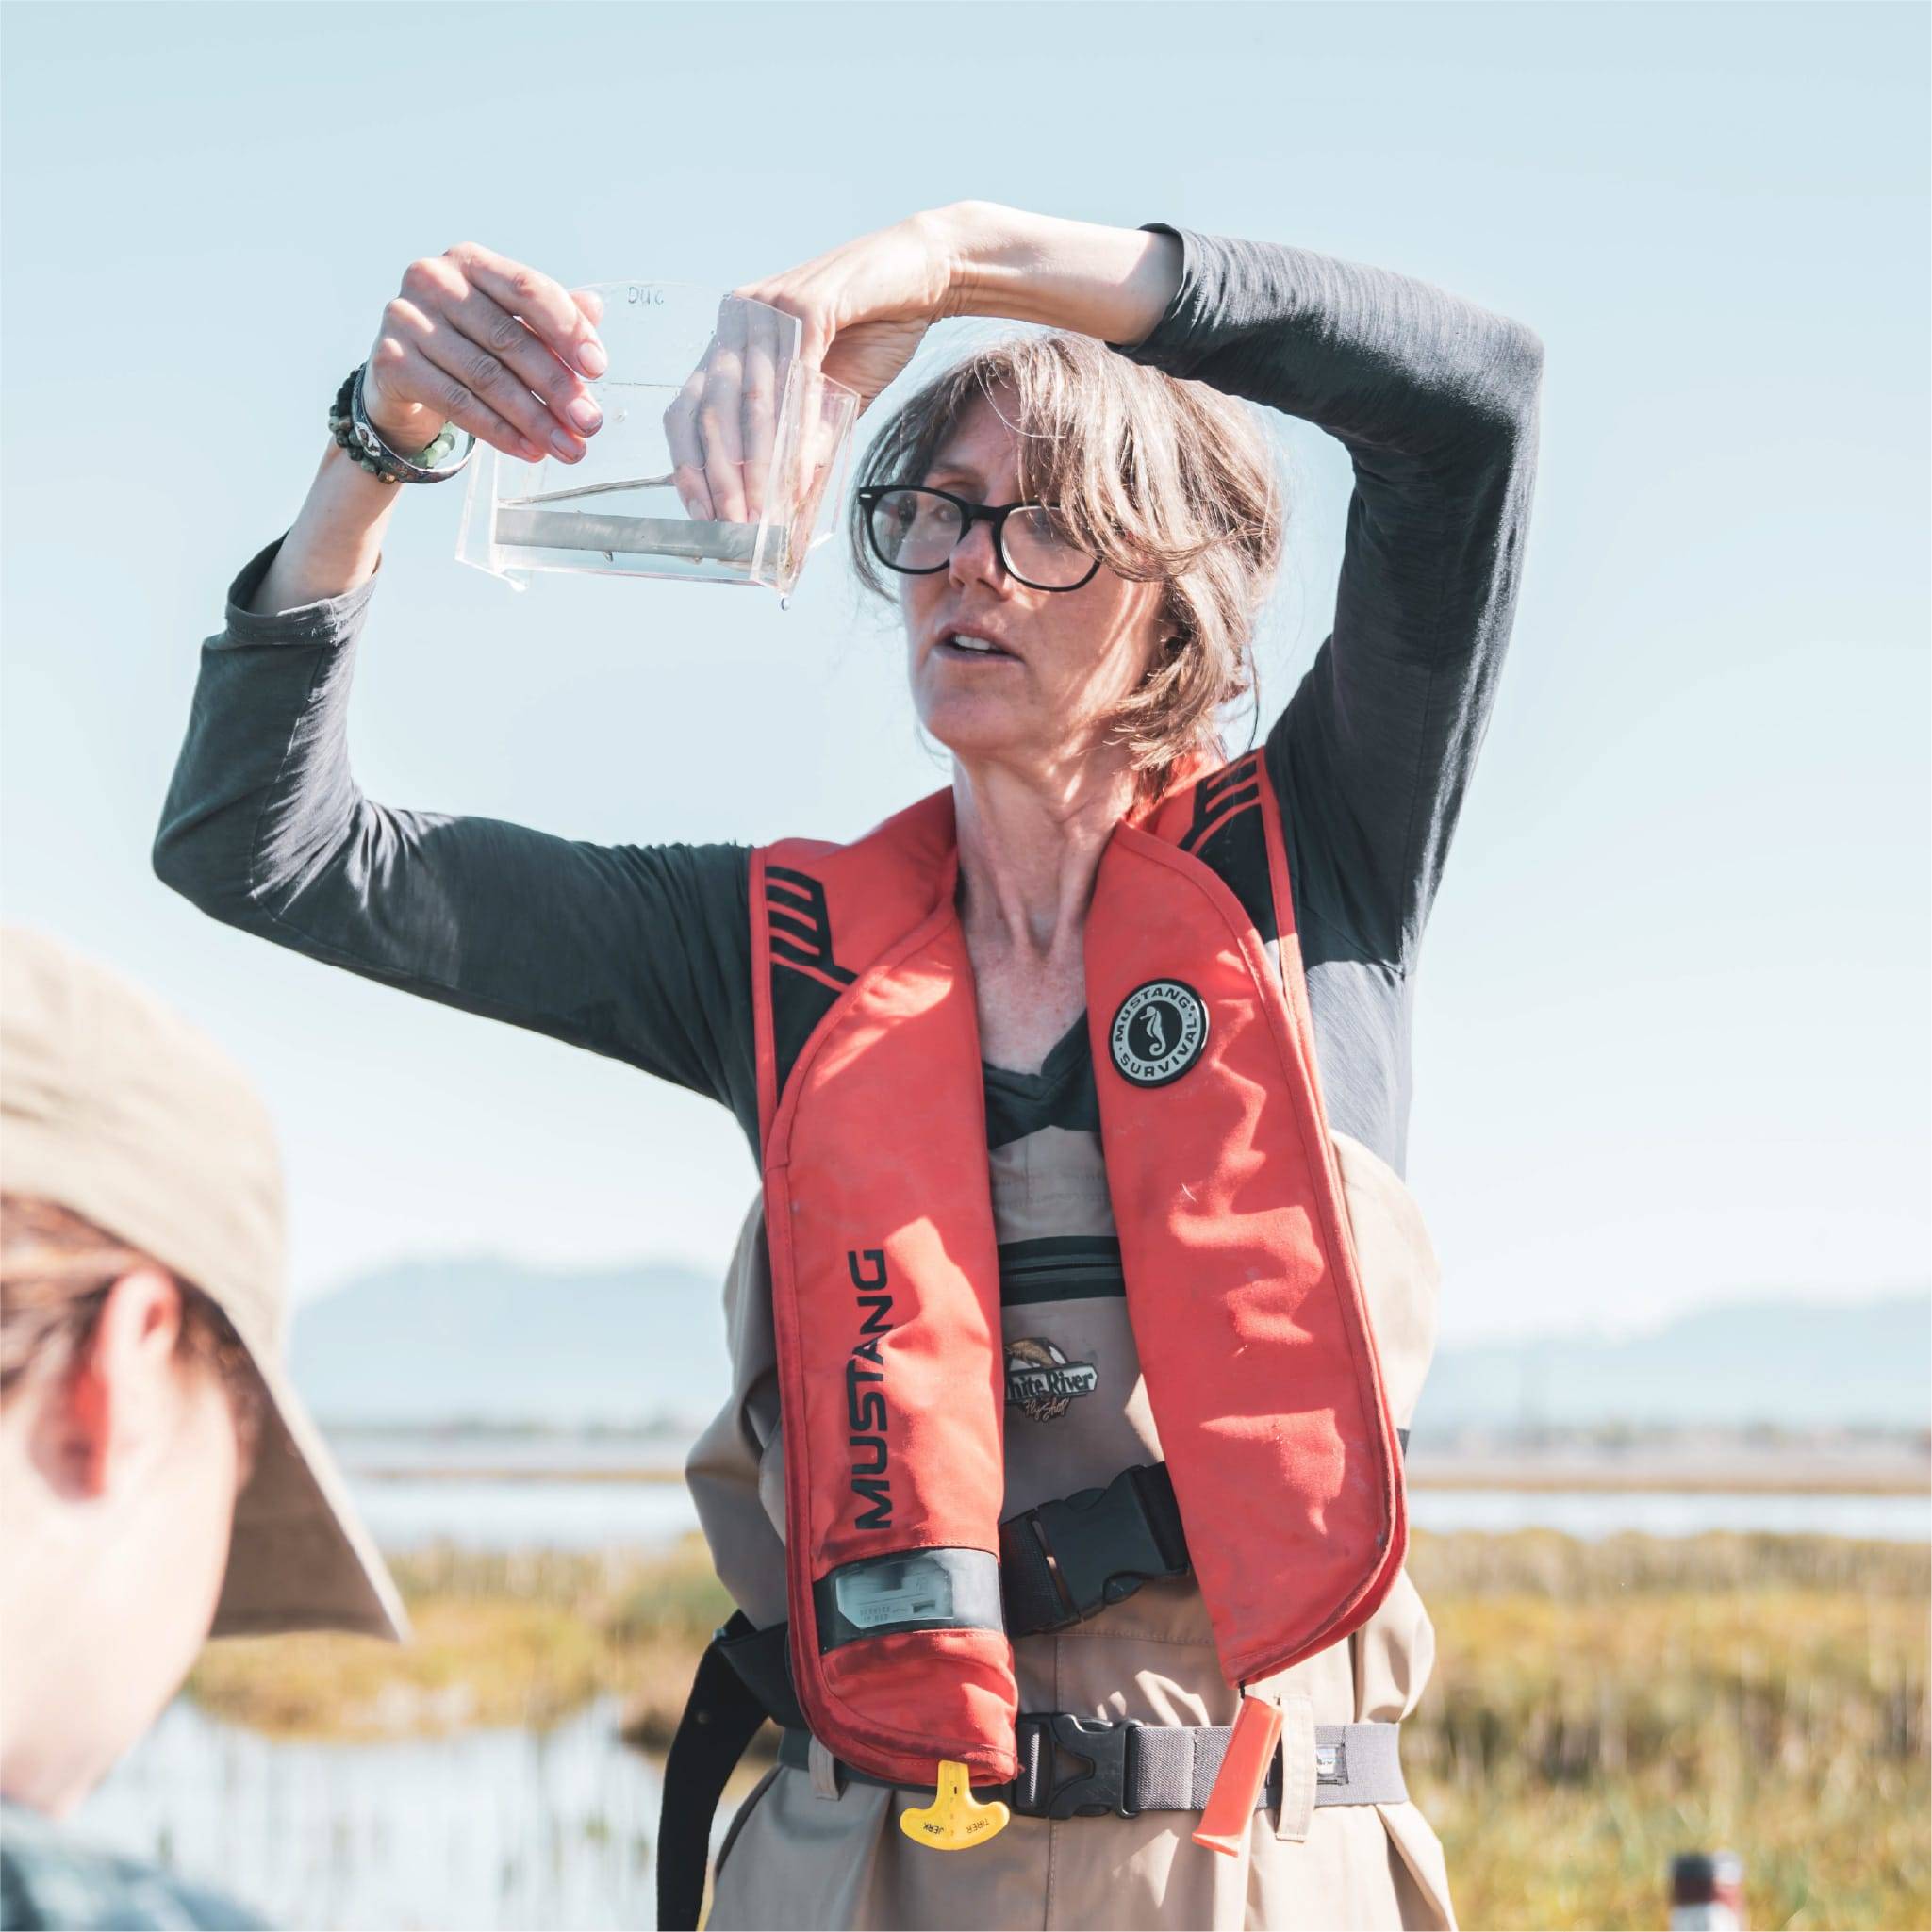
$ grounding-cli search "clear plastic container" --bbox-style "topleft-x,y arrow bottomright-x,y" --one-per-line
457,282 -> 857,595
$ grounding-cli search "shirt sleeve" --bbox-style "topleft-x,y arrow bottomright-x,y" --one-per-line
1109,223 -> 1544,970
153,538 -> 761,1146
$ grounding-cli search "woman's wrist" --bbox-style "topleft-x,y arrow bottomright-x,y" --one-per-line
245,443 -> 403,616
934,201 -> 1183,347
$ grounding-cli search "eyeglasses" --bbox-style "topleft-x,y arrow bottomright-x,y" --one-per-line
857,485 -> 1101,593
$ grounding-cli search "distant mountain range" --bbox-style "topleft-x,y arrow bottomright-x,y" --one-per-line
1417,1294 -> 1928,1432
292,1255 -> 729,1431
291,1256 -> 1929,1435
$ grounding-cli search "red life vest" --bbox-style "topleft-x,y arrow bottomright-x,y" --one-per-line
749,751 -> 1407,1789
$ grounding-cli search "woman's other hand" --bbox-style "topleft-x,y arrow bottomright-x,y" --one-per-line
666,206 -> 978,523
360,245 -> 609,465
733,207 -> 966,411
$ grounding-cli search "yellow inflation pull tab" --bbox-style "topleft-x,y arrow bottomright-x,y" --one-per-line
900,1760 -> 1011,1851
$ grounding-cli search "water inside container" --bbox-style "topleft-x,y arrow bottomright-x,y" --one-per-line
490,382 -> 765,581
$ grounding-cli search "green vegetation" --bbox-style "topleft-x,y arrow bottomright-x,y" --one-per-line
188,1529 -> 1929,1928
190,1594 -> 608,1737
190,1540 -> 738,1746
1403,1532 -> 1928,1928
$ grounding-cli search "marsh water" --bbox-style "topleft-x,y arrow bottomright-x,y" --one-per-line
67,1445 -> 1928,1929
87,1697 -> 669,1932
339,1437 -> 1931,1550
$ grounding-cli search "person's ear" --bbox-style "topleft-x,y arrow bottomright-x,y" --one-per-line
60,1266 -> 184,1498
1136,637 -> 1184,688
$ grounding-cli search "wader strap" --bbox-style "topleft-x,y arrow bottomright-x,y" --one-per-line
999,1463 -> 1190,1636
712,1612 -> 806,1729
999,1436 -> 1407,1638
656,1613 -> 801,1932
776,1715 -> 1408,1817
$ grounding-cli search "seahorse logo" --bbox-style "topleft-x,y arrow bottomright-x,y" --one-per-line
1108,980 -> 1209,1088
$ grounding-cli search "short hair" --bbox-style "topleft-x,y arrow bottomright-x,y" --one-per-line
849,330 -> 1285,800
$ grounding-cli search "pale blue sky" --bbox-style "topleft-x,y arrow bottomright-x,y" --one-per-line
3,3 -> 1925,1344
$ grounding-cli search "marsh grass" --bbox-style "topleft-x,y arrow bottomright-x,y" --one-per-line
187,1528 -> 1930,1927
190,1539 -> 736,1744
1403,1530 -> 1928,1928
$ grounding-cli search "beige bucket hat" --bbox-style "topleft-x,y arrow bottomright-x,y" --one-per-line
0,927 -> 407,1642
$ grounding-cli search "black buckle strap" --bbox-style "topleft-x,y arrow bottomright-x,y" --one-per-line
714,1610 -> 806,1730
999,1463 -> 1190,1636
777,1712 -> 1148,1818
657,1614 -> 779,1931
1012,1712 -> 1145,1819
996,1442 -> 1405,1639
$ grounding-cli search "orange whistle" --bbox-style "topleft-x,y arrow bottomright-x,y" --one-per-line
1193,1693 -> 1283,1856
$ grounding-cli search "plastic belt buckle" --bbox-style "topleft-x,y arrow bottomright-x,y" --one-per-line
1014,1713 -> 1145,1820
1025,1467 -> 1183,1631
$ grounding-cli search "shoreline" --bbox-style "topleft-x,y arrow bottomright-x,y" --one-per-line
342,1460 -> 1932,1496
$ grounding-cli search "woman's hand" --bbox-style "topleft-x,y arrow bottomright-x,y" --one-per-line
360,244 -> 609,465
665,207 -> 969,523
732,208 -> 964,411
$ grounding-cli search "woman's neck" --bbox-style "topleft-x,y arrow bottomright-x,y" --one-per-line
951,750 -> 1138,962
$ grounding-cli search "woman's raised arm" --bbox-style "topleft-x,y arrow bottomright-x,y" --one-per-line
156,246 -> 768,1136
153,537 -> 761,1139
1109,225 -> 1544,974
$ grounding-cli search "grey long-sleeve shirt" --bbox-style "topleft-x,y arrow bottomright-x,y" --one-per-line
155,224 -> 1543,1180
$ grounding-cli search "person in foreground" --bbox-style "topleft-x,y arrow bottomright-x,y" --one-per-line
155,201 -> 1542,1930
0,931 -> 406,1932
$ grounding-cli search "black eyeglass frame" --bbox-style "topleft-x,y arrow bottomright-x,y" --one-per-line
856,485 -> 1102,593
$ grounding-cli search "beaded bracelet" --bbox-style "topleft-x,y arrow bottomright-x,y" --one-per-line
327,364 -> 477,485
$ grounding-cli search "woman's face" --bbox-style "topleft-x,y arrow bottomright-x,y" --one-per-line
900,391 -> 1167,779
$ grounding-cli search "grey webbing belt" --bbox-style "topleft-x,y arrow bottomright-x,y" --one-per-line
777,1713 -> 1406,1818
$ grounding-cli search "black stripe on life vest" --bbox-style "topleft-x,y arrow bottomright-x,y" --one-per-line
1177,755 -> 1278,947
1178,753 -> 1261,846
765,866 -> 856,986
999,1235 -> 1125,1305
769,964 -> 840,1109
765,864 -> 855,1105
1178,760 -> 1262,855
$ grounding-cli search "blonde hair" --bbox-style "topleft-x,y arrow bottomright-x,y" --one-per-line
849,330 -> 1285,800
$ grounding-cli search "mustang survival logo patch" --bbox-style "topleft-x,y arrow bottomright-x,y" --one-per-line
1109,979 -> 1209,1087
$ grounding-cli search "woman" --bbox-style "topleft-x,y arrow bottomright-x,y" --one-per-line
156,202 -> 1542,1930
